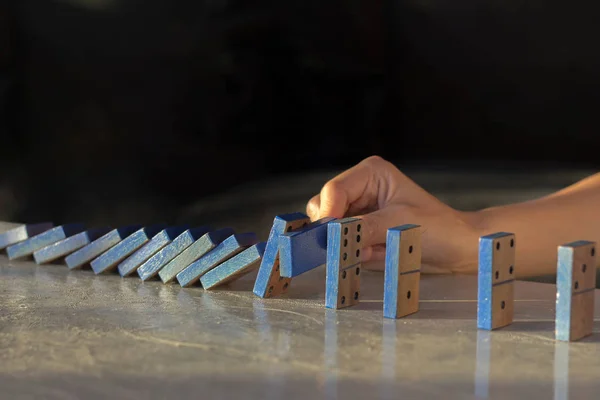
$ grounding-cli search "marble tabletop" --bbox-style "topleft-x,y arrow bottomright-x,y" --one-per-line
1,238 -> 599,399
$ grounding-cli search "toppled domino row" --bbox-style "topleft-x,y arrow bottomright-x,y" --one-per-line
0,215 -> 334,294
0,223 -> 264,289
0,217 -> 596,342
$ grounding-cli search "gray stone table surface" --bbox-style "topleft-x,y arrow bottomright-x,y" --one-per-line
1,225 -> 600,399
2,260 -> 600,399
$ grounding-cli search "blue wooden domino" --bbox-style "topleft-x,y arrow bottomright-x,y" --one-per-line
325,218 -> 363,309
7,224 -> 85,260
556,240 -> 597,341
177,232 -> 259,288
0,222 -> 54,250
117,225 -> 190,277
90,224 -> 168,274
137,226 -> 212,281
201,242 -> 267,290
65,225 -> 143,269
33,228 -> 112,264
279,217 -> 336,278
477,232 -> 516,330
383,224 -> 421,318
253,212 -> 311,298
158,228 -> 235,284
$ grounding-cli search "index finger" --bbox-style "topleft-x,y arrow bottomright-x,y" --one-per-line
317,156 -> 389,219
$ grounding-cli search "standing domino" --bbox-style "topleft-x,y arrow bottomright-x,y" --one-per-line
556,241 -> 597,341
325,218 -> 362,309
383,224 -> 421,319
253,212 -> 310,298
477,232 -> 516,330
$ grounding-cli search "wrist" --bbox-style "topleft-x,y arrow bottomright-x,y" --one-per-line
446,209 -> 491,275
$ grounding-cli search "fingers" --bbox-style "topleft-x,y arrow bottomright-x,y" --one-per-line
362,245 -> 387,271
307,192 -> 409,248
315,156 -> 392,220
306,194 -> 320,221
354,204 -> 411,249
360,244 -> 386,263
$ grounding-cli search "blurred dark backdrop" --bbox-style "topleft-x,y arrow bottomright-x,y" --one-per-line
0,0 -> 599,228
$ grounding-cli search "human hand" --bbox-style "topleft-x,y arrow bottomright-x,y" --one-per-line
307,156 -> 482,273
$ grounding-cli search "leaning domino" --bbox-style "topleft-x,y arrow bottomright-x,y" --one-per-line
253,212 -> 310,298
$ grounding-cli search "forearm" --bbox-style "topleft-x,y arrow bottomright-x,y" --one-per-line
473,173 -> 600,278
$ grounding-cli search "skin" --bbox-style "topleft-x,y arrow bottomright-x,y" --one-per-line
307,156 -> 600,278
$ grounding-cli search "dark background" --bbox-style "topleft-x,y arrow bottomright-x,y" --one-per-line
0,0 -> 599,228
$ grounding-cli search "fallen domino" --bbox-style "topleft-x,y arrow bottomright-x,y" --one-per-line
65,225 -> 143,269
91,224 -> 169,274
137,226 -> 212,281
0,222 -> 54,250
201,242 -> 267,290
33,227 -> 112,264
177,232 -> 259,287
7,224 -> 85,260
158,228 -> 234,284
118,225 -> 189,277
253,212 -> 310,298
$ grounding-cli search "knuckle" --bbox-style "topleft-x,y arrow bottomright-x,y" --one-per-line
362,155 -> 386,167
322,179 -> 343,196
